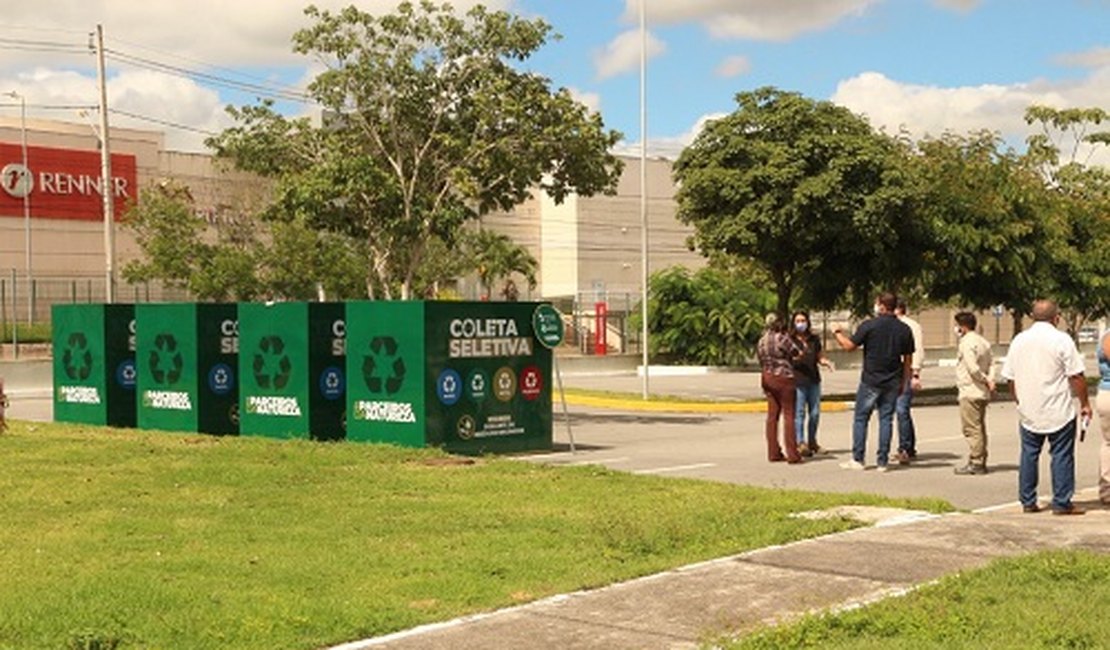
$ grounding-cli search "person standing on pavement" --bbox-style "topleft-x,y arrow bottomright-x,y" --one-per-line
832,292 -> 915,472
1097,328 -> 1110,505
791,310 -> 833,457
953,312 -> 995,475
893,299 -> 924,464
757,313 -> 803,464
999,299 -> 1091,515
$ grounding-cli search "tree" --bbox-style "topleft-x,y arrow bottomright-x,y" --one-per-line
209,1 -> 623,299
121,181 -> 366,302
467,229 -> 537,300
913,130 -> 1055,333
673,87 -> 920,318
632,265 -> 773,366
1023,105 -> 1110,334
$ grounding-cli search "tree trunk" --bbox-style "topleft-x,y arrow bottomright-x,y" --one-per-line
1011,310 -> 1024,339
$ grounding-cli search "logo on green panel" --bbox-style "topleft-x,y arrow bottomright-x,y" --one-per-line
148,333 -> 184,385
363,336 -> 406,394
252,335 -> 292,390
62,332 -> 94,381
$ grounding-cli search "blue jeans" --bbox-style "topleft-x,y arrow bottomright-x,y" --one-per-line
852,382 -> 900,465
795,383 -> 821,446
895,379 -> 916,455
1019,420 -> 1077,511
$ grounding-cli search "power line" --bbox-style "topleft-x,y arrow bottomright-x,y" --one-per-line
108,108 -> 220,137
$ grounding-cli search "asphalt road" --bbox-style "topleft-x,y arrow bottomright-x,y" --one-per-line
4,359 -> 1103,511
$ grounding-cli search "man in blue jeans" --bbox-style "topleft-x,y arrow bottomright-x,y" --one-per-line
832,292 -> 915,472
894,299 -> 924,464
999,299 -> 1091,515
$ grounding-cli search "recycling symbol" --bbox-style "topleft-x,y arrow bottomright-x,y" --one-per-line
363,336 -> 405,394
149,333 -> 184,385
62,332 -> 94,381
252,335 -> 292,390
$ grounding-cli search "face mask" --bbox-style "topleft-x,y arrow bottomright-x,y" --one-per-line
873,304 -> 881,316
795,323 -> 807,333
954,326 -> 963,337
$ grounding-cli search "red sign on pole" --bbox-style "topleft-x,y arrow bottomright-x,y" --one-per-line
594,302 -> 608,356
0,143 -> 137,221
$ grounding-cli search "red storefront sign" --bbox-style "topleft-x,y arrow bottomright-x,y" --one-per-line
0,142 -> 137,221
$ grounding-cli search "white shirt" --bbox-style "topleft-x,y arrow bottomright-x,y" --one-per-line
1000,321 -> 1086,432
898,314 -> 924,372
956,330 -> 993,401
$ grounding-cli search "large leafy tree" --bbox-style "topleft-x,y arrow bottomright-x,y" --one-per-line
209,1 -> 622,299
1023,105 -> 1110,333
673,87 -> 920,317
914,130 -> 1055,332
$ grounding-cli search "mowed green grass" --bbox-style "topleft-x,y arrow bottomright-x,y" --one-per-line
0,421 -> 950,650
723,549 -> 1110,649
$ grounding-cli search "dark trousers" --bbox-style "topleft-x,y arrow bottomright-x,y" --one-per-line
762,371 -> 799,461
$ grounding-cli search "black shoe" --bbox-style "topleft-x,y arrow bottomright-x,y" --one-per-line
954,464 -> 988,475
1051,505 -> 1085,516
1022,504 -> 1041,513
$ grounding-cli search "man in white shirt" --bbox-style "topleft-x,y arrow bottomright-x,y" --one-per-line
999,300 -> 1092,514
893,299 -> 924,464
953,312 -> 994,475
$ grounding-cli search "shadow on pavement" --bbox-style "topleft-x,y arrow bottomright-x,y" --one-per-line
567,412 -> 724,426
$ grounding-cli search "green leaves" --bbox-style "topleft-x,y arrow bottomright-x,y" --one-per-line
220,1 -> 622,299
674,87 -> 916,316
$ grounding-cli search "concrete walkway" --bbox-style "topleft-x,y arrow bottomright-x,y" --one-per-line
334,496 -> 1109,650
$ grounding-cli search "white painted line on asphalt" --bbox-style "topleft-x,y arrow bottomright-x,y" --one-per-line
633,462 -> 716,475
566,456 -> 630,466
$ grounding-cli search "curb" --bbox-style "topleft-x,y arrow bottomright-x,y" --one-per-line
562,392 -> 854,414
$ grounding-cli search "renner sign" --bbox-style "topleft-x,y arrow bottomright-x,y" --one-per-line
0,142 -> 137,221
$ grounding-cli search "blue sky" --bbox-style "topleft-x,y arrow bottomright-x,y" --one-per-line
2,0 -> 1109,158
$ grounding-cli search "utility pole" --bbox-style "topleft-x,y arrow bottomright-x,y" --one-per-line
94,24 -> 115,303
3,90 -> 31,323
639,0 -> 650,399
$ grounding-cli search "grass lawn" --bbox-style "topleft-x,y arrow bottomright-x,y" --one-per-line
722,549 -> 1110,649
0,420 -> 950,650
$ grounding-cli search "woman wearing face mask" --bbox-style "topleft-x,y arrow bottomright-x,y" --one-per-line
791,310 -> 834,456
758,312 -> 803,463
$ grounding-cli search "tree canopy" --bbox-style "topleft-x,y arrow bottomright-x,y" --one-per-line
673,87 -> 921,317
207,1 -> 622,299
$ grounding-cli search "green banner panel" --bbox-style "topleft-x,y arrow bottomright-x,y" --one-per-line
52,303 -> 136,427
308,302 -> 346,441
195,303 -> 240,435
345,301 -> 426,447
136,303 -> 198,433
238,302 -> 310,439
424,301 -> 552,454
135,303 -> 239,435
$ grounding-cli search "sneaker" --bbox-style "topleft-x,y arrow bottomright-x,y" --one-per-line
839,459 -> 865,471
876,464 -> 890,473
954,464 -> 988,475
810,444 -> 828,455
1022,504 -> 1041,514
798,443 -> 813,458
892,450 -> 911,465
1051,505 -> 1085,516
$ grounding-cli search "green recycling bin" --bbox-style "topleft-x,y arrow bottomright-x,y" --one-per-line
237,302 -> 345,440
424,301 -> 552,454
135,303 -> 239,435
344,300 -> 552,453
345,300 -> 426,446
52,303 -> 137,427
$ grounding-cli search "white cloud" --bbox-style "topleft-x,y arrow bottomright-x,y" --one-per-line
932,0 -> 981,13
594,29 -> 667,80
566,87 -> 602,114
622,0 -> 880,41
831,70 -> 1110,165
0,0 -> 517,73
615,112 -> 728,159
1055,46 -> 1110,69
715,55 -> 752,78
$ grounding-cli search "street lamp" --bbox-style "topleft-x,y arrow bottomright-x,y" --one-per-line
3,90 -> 31,324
